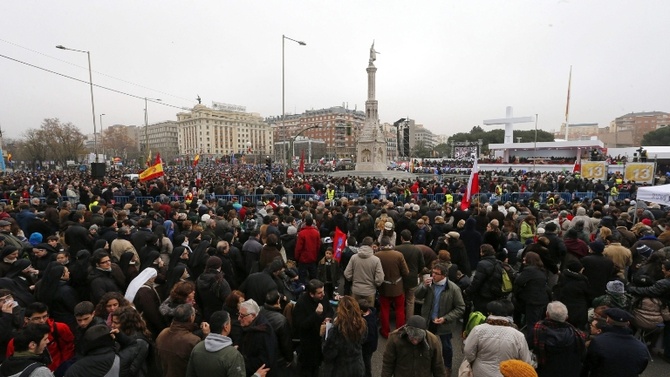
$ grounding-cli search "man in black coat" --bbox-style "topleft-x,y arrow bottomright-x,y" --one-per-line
260,290 -> 294,376
580,241 -> 616,303
64,213 -> 92,254
543,222 -> 567,272
239,259 -> 286,306
581,308 -> 649,377
395,230 -> 425,320
87,251 -> 121,304
238,299 -> 278,377
130,218 -> 154,254
292,279 -> 334,377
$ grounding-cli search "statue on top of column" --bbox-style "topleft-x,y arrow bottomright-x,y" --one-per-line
369,41 -> 380,64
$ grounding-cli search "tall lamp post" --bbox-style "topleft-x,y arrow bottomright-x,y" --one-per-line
99,113 -> 105,163
282,34 -> 306,176
290,125 -> 320,170
144,97 -> 162,161
56,44 -> 98,162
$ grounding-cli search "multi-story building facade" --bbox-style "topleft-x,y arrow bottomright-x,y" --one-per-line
177,103 -> 273,160
611,111 -> 670,147
268,106 -> 365,162
414,123 -> 436,150
143,121 -> 179,162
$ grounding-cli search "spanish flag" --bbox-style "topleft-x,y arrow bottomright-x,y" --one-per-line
139,160 -> 164,182
146,150 -> 152,167
192,154 -> 200,167
7,153 -> 11,162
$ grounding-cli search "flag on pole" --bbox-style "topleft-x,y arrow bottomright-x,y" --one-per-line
573,148 -> 581,174
192,154 -> 200,167
155,152 -> 162,166
230,151 -> 236,164
139,159 -> 164,182
298,149 -> 305,174
565,66 -> 572,124
460,158 -> 479,210
333,226 -> 346,262
146,150 -> 152,167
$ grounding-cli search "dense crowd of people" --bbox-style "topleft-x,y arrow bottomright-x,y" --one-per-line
0,164 -> 668,377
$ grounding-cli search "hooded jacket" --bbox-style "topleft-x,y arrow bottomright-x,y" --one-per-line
343,245 -> 384,297
186,333 -> 246,377
0,351 -> 51,377
196,269 -> 231,321
381,326 -> 446,377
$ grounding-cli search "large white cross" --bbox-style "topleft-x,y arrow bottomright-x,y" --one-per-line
483,106 -> 535,144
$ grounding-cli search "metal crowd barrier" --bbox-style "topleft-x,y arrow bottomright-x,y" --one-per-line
8,191 -> 633,208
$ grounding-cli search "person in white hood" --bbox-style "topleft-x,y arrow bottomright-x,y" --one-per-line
186,310 -> 269,377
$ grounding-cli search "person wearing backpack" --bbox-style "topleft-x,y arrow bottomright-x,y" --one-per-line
513,252 -> 550,343
463,244 -> 501,314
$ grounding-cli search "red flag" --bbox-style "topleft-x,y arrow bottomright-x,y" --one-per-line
573,148 -> 581,174
460,158 -> 479,210
298,150 -> 305,174
333,226 -> 346,262
155,152 -> 162,166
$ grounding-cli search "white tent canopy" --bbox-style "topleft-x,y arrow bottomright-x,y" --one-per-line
636,184 -> 670,206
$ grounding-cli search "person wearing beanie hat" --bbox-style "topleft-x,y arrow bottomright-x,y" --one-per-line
205,256 -> 223,270
196,256 -> 231,321
592,280 -> 633,312
28,232 -> 43,246
381,315 -> 447,377
499,359 -> 537,377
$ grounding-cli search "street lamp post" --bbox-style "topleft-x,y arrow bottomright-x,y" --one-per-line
144,97 -> 162,161
99,113 -> 105,163
282,34 -> 306,177
56,44 -> 98,162
290,125 -> 320,172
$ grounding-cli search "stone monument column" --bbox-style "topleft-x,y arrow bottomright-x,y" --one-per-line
356,41 -> 387,172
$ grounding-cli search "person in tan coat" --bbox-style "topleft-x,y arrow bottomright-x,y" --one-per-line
376,236 -> 409,338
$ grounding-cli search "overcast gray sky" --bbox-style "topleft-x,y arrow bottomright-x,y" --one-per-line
1,0 -> 668,141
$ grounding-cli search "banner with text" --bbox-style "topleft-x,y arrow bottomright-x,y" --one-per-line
624,162 -> 655,184
581,161 -> 608,180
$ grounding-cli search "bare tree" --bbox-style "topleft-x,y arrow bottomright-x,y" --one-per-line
11,119 -> 86,168
40,118 -> 86,165
21,129 -> 48,169
102,126 -> 139,161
